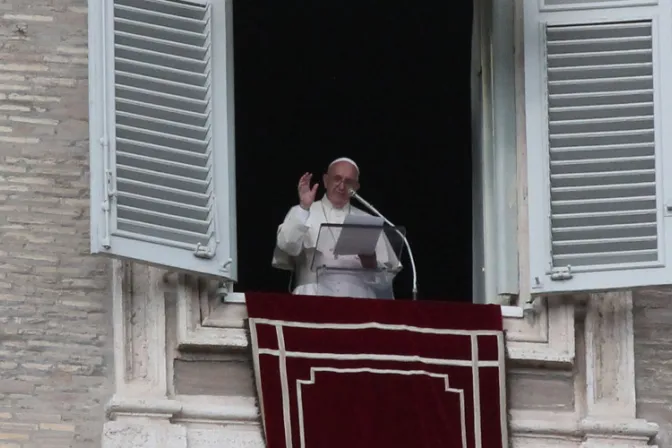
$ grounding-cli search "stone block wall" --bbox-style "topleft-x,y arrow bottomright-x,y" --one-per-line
2,1 -> 672,448
634,287 -> 672,447
0,1 -> 114,447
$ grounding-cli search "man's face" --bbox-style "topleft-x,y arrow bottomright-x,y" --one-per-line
323,161 -> 360,208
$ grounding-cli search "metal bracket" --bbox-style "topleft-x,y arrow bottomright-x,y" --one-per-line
522,295 -> 541,317
216,280 -> 245,303
216,280 -> 231,300
550,265 -> 573,281
220,258 -> 232,273
193,243 -> 215,259
105,169 -> 116,198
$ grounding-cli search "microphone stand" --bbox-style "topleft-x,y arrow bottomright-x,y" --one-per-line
349,189 -> 419,300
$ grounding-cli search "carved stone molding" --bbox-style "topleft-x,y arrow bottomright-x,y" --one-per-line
103,421 -> 187,448
510,410 -> 658,448
174,279 -> 576,367
504,296 -> 575,367
175,274 -> 248,350
103,417 -> 263,448
579,291 -> 658,447
111,260 -> 170,397
109,261 -> 660,447
105,264 -> 262,447
508,291 -> 659,447
106,396 -> 258,423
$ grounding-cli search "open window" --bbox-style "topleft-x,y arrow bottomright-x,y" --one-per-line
96,0 -> 656,305
91,0 -> 503,303
232,0 -> 478,302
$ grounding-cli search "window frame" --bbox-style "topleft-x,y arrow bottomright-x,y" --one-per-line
472,0 -> 521,305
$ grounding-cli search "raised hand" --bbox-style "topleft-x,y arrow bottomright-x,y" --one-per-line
298,172 -> 318,210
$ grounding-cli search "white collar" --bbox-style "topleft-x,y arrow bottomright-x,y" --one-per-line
321,194 -> 349,211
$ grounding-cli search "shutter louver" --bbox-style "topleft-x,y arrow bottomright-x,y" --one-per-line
524,0 -> 672,294
88,0 -> 236,279
545,21 -> 658,269
113,0 -> 216,252
544,0 -> 632,6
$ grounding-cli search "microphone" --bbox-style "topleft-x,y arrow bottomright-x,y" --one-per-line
348,188 -> 419,300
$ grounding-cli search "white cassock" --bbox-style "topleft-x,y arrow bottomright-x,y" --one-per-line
272,195 -> 402,299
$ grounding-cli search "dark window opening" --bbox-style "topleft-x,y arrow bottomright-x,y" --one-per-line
233,0 -> 474,302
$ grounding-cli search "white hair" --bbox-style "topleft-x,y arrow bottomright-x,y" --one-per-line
328,157 -> 359,174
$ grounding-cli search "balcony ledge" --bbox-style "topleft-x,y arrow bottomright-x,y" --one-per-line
176,286 -> 574,368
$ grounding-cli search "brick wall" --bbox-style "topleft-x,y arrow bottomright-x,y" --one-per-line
0,1 -> 114,447
634,288 -> 672,447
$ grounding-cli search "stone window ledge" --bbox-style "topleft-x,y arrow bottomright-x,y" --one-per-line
176,276 -> 575,368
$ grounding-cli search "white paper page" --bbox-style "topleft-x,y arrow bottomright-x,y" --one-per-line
333,214 -> 385,256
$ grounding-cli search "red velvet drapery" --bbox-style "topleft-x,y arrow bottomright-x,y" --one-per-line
247,293 -> 507,448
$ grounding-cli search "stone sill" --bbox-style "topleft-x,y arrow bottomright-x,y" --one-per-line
223,292 -> 524,319
178,285 -> 574,367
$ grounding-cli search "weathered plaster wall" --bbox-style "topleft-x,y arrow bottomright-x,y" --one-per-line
0,0 -> 114,446
634,287 -> 672,447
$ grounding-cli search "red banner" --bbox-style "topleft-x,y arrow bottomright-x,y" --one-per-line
247,293 -> 508,448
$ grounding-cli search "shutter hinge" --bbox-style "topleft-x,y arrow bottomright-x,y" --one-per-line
101,169 -> 116,249
100,137 -> 115,250
105,169 -> 117,198
220,258 -> 232,273
550,265 -> 573,281
193,243 -> 215,259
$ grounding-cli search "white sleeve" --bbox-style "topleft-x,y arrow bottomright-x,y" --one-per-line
377,232 -> 403,272
276,205 -> 311,256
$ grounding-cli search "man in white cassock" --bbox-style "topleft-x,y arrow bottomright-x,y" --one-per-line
272,157 -> 402,299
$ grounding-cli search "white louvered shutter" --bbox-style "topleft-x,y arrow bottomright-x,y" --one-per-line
524,1 -> 672,294
88,0 -> 237,280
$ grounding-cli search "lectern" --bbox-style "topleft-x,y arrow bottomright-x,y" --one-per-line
310,223 -> 406,299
